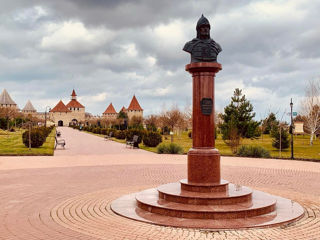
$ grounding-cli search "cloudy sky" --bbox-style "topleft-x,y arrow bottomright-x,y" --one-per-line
0,0 -> 319,121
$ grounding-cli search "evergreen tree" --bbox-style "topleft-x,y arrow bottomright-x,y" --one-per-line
117,110 -> 128,120
262,112 -> 278,134
117,110 -> 128,130
220,88 -> 260,141
270,124 -> 289,150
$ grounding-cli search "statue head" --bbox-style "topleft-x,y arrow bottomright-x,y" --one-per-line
196,14 -> 210,39
183,14 -> 222,62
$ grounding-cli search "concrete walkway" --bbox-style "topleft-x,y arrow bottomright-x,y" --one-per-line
0,127 -> 319,239
54,127 -> 154,156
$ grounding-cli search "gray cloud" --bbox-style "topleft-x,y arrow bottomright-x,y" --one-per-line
0,0 -> 319,120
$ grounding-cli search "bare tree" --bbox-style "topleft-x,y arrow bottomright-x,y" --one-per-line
0,107 -> 19,130
300,80 -> 320,145
159,105 -> 186,141
129,116 -> 143,128
144,115 -> 159,131
183,102 -> 192,130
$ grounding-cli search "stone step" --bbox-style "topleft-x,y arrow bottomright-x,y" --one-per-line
136,188 -> 276,219
180,179 -> 229,192
111,188 -> 305,229
158,182 -> 252,205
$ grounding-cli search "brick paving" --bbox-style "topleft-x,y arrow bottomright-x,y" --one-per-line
0,127 -> 319,240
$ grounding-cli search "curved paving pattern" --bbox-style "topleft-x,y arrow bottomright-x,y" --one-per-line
51,189 -> 319,240
0,127 -> 319,239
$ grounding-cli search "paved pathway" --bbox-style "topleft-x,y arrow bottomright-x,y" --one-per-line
0,127 -> 319,240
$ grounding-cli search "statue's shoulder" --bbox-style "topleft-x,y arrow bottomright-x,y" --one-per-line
209,39 -> 222,52
183,38 -> 201,52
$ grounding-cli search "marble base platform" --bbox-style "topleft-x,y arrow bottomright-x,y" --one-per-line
111,179 -> 304,229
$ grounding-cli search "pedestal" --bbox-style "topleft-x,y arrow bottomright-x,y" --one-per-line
186,62 -> 222,184
111,62 -> 304,229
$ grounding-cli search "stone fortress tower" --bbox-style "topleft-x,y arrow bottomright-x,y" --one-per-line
102,103 -> 117,120
0,89 -> 18,110
126,95 -> 143,120
22,100 -> 37,116
102,95 -> 143,121
66,89 -> 85,122
49,89 -> 85,126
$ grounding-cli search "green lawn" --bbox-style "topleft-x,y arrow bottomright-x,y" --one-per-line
0,128 -> 55,156
92,130 -> 320,161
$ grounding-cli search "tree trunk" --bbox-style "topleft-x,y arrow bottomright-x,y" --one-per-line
310,132 -> 314,145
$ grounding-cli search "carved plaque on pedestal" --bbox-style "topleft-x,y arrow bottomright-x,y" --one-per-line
200,98 -> 213,115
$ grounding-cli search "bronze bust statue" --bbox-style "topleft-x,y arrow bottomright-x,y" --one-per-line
183,14 -> 222,63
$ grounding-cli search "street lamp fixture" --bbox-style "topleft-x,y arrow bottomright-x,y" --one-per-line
290,99 -> 294,160
45,106 -> 51,128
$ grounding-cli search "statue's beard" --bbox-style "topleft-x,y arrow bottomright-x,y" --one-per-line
197,32 -> 210,39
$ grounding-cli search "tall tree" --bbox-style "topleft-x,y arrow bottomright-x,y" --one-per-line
117,110 -> 128,130
220,88 -> 260,149
262,112 -> 279,134
300,80 -> 320,145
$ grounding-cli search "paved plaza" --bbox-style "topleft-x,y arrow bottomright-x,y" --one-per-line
0,127 -> 319,240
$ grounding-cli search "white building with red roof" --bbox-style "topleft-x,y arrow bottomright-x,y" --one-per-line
49,90 -> 85,126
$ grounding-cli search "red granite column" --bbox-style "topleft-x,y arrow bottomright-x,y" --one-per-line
186,62 -> 222,184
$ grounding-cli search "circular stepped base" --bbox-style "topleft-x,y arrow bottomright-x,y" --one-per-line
180,179 -> 229,192
158,182 -> 252,205
136,187 -> 275,219
111,181 -> 305,229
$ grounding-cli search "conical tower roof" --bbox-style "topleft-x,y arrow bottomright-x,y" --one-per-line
103,103 -> 117,114
120,106 -> 127,112
66,89 -> 84,108
71,89 -> 77,97
0,89 -> 16,105
22,100 -> 36,112
50,100 -> 71,112
127,95 -> 143,111
66,99 -> 85,108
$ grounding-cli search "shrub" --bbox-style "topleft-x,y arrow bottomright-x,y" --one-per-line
38,126 -> 53,137
126,129 -> 145,144
157,143 -> 183,154
94,128 -> 102,134
108,128 -> 115,135
22,129 -> 46,148
101,128 -> 107,135
188,131 -> 192,138
143,131 -> 162,147
22,126 -> 53,148
70,125 -> 80,130
114,130 -> 126,139
236,145 -> 271,158
85,126 -> 93,132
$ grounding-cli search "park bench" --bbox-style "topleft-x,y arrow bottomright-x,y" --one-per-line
55,136 -> 65,149
126,135 -> 139,148
56,130 -> 61,137
104,131 -> 113,140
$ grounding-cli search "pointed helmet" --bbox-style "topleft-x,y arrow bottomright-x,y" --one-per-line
196,14 -> 211,38
196,14 -> 210,30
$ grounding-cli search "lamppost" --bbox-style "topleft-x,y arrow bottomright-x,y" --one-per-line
290,99 -> 294,160
44,106 -> 51,128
